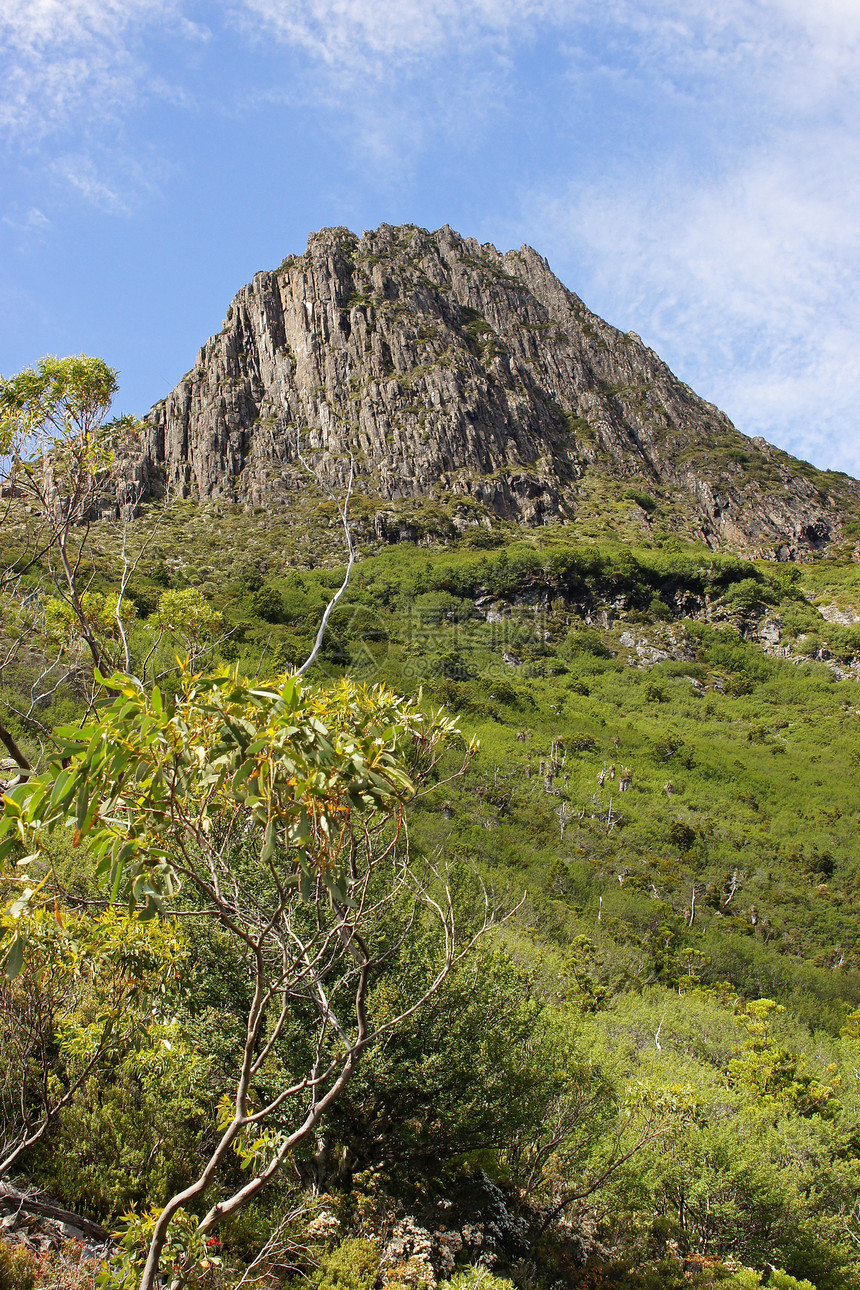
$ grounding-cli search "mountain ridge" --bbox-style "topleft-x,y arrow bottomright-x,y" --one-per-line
127,222 -> 860,561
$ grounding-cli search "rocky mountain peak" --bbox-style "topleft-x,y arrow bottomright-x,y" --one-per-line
129,222 -> 860,559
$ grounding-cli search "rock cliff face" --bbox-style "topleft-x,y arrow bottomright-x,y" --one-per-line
135,223 -> 860,558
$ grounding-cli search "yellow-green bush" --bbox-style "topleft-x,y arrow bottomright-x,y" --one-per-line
0,1239 -> 38,1290
314,1238 -> 379,1290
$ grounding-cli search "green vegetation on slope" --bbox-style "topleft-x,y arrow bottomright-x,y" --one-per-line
4,487 -> 860,1290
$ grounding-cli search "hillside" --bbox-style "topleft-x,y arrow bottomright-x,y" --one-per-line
6,492 -> 860,1283
88,503 -> 860,991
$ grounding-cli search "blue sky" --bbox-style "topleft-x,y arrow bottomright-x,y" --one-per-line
2,0 -> 859,475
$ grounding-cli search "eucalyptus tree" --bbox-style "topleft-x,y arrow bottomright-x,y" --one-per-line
0,356 -> 143,770
0,665 -> 490,1290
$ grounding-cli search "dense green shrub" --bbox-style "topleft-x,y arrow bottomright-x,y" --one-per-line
314,1239 -> 379,1290
767,1273 -> 817,1290
560,627 -> 613,659
249,584 -> 285,622
443,1272 -> 516,1289
623,488 -> 657,513
722,577 -> 771,615
431,648 -> 476,680
320,947 -> 569,1189
412,590 -> 465,624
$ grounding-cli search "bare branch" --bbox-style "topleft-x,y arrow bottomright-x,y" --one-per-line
294,433 -> 356,678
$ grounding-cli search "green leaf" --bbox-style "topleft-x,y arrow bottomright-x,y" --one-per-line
231,761 -> 253,797
117,841 -> 138,867
290,809 -> 312,846
76,779 -> 89,832
110,863 -> 124,903
17,791 -> 43,828
261,820 -> 277,864
93,835 -> 114,863
49,768 -> 73,811
4,936 -> 24,981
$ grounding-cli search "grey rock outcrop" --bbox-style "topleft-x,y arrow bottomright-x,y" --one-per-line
134,223 -> 860,558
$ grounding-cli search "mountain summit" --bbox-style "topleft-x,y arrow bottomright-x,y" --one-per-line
132,223 -> 860,559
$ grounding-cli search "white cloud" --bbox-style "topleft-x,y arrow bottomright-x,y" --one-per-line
50,147 -> 170,213
237,0 -> 563,74
523,123 -> 860,473
2,205 -> 50,231
0,0 -> 200,139
0,0 -> 204,213
51,153 -> 128,212
235,0 -> 860,96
